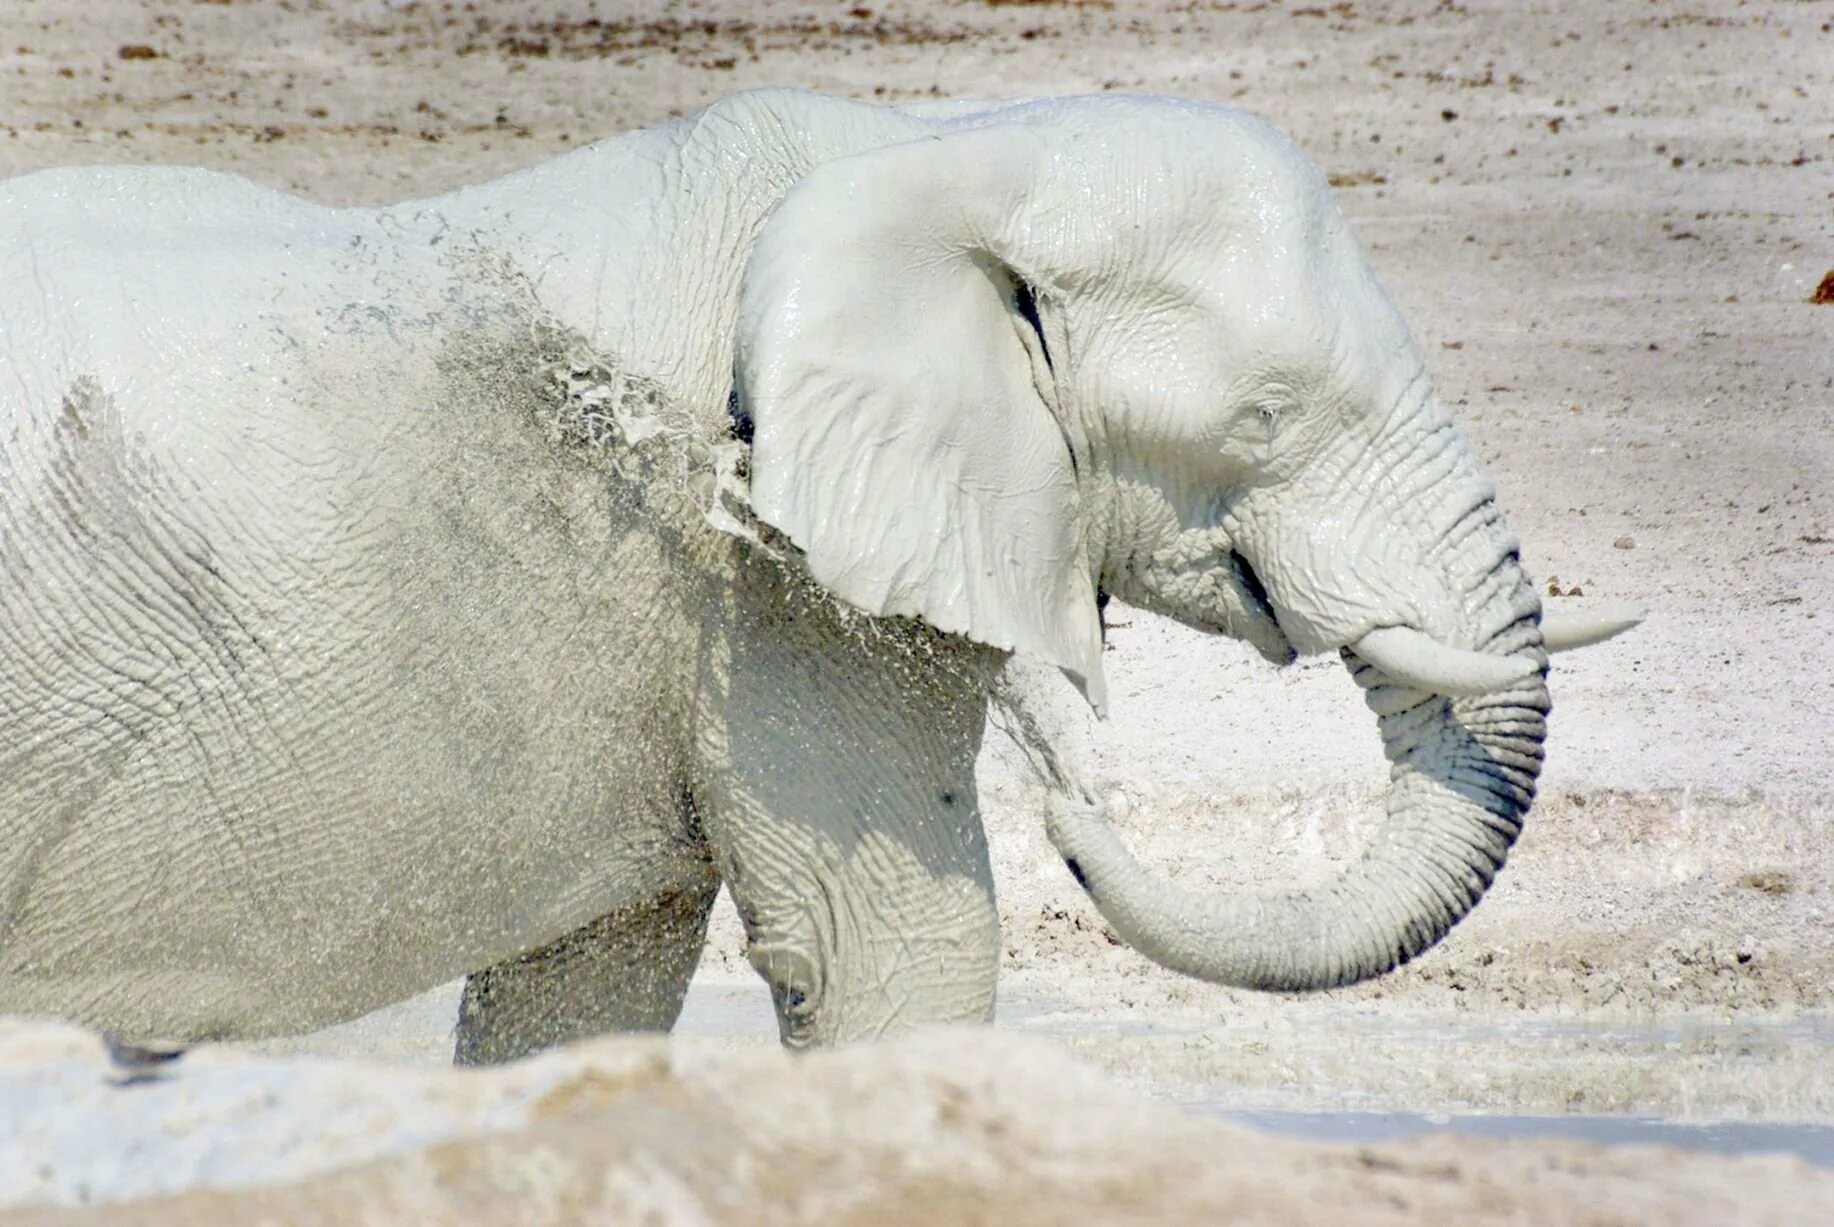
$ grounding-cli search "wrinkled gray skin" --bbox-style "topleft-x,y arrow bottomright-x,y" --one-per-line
2,91 -> 1560,1058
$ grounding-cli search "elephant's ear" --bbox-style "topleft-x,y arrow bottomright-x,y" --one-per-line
736,130 -> 1106,710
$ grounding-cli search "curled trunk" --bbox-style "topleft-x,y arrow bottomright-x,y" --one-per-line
1049,631 -> 1546,990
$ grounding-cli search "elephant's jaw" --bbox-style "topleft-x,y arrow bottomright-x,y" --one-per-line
1224,500 -> 1638,698
1088,482 -> 1586,705
1229,534 -> 1543,698
1086,478 -> 1297,668
1190,537 -> 1542,700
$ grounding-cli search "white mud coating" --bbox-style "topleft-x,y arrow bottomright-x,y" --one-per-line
1,1 -> 1829,1222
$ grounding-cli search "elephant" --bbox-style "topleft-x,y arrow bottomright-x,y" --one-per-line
0,89 -> 1637,1059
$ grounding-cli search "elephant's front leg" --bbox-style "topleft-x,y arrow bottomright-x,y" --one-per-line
695,593 -> 1003,1047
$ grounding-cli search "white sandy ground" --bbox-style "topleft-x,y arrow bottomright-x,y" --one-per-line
5,1020 -> 1834,1226
1,0 -> 1830,1219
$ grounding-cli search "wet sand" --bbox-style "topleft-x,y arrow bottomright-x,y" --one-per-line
2,0 -> 1830,1220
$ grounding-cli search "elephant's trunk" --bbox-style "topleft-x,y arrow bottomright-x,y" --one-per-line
1049,465 -> 1550,991
1050,651 -> 1545,990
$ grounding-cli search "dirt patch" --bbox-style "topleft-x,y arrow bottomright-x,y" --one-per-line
525,1055 -> 672,1121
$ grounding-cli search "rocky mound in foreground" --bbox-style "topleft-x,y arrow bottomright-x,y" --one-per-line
1,1020 -> 1825,1226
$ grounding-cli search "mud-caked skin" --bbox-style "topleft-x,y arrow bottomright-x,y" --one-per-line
1,90 -> 1631,1058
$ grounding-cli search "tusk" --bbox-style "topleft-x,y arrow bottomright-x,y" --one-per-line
1541,600 -> 1645,652
1350,625 -> 1538,697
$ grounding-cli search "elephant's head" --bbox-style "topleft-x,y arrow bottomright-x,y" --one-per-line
733,97 -> 1622,992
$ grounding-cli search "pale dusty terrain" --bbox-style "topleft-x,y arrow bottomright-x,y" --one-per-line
2,0 -> 1831,1220
5,1020 -> 1834,1226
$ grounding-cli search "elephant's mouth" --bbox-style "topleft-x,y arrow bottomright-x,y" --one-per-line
1228,550 -> 1297,664
1223,548 -> 1542,696
1228,550 -> 1277,627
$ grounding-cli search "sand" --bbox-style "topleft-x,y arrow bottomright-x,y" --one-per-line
2,0 -> 1830,1220
6,1020 -> 1833,1226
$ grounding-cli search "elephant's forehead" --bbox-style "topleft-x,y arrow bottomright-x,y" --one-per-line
1102,162 -> 1327,264
1019,104 -> 1330,239
1074,190 -> 1345,316
1110,259 -> 1346,366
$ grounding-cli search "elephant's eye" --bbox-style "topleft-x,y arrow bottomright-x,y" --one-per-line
1254,401 -> 1281,441
1213,389 -> 1296,466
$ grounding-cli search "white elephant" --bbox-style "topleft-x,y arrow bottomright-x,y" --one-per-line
0,90 -> 1635,1058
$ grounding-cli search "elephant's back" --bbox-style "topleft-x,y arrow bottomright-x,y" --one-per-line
2,164 -> 396,443
3,164 -> 347,351
0,167 -> 406,795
